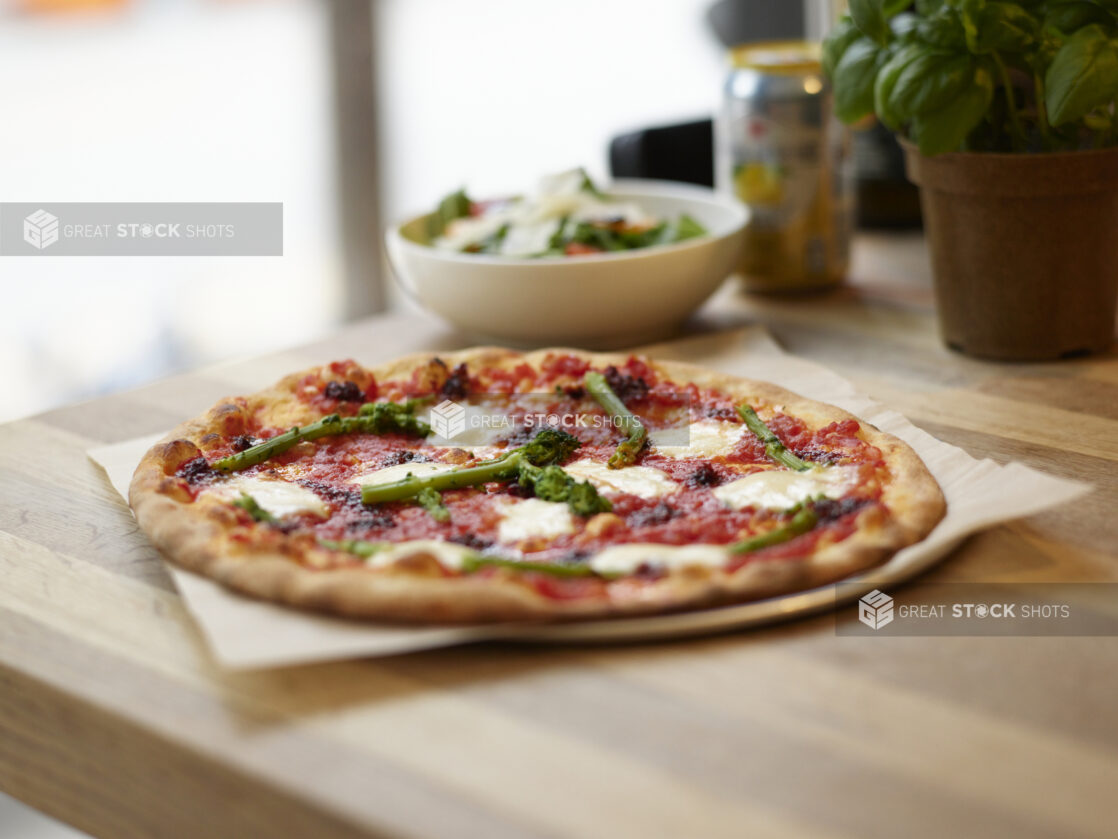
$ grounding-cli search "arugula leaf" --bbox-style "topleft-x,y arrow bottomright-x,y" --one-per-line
427,189 -> 471,239
464,223 -> 509,254
673,214 -> 707,242
578,167 -> 606,199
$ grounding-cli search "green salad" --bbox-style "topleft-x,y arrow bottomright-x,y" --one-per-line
428,169 -> 707,258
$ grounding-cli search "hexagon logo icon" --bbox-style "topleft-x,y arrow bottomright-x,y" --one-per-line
430,399 -> 466,440
24,209 -> 59,250
858,589 -> 894,630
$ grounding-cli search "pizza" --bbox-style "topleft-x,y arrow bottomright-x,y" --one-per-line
129,348 -> 946,623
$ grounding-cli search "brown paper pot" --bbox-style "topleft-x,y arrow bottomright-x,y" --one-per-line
902,141 -> 1118,361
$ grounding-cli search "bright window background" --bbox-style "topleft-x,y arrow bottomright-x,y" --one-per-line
374,0 -> 724,220
2,0 -> 728,428
0,0 -> 341,424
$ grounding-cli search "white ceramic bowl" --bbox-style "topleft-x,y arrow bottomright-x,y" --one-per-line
386,179 -> 747,348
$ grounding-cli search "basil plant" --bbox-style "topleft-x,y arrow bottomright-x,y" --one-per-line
823,0 -> 1118,154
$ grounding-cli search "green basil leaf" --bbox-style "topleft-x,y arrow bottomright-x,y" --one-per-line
851,0 -> 893,45
962,0 -> 1040,53
917,6 -> 968,48
916,0 -> 949,14
891,11 -> 921,39
1045,24 -> 1118,125
911,66 -> 995,153
1044,2 -> 1114,35
834,37 -> 889,122
823,16 -> 863,78
874,43 -> 926,128
891,52 -> 976,122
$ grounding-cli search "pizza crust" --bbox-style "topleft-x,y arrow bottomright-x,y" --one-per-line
130,347 -> 946,623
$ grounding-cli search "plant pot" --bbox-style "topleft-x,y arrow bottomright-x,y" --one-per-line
902,140 -> 1118,361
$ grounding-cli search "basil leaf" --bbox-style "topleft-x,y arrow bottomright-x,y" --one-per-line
891,11 -> 920,39
1045,24 -> 1118,125
917,6 -> 968,49
962,0 -> 1039,54
874,43 -> 925,129
834,37 -> 889,122
823,16 -> 862,77
911,67 -> 994,154
916,0 -> 949,14
850,0 -> 894,45
1044,2 -> 1114,35
890,51 -> 975,122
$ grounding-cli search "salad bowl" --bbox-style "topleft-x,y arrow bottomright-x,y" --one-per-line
386,178 -> 748,348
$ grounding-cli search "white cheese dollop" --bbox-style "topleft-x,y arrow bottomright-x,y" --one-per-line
496,498 -> 575,544
363,539 -> 474,571
349,461 -> 456,487
562,458 -> 679,499
712,467 -> 858,511
588,543 -> 729,576
207,475 -> 328,518
650,419 -> 745,459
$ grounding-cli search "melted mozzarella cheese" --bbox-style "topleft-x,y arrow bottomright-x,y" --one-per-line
349,461 -> 455,486
562,458 -> 679,499
496,498 -> 574,543
650,420 -> 745,459
364,539 -> 474,571
207,475 -> 328,518
588,543 -> 729,576
712,467 -> 857,511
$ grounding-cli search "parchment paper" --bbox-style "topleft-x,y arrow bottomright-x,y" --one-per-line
88,327 -> 1091,668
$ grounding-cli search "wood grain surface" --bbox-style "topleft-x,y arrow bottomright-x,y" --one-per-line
2,234 -> 1116,839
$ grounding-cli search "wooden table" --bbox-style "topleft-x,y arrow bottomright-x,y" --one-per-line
2,234 -> 1116,839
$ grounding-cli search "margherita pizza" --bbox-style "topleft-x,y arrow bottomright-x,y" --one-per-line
129,348 -> 945,623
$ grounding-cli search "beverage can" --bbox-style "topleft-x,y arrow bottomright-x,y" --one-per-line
718,41 -> 853,291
